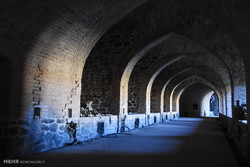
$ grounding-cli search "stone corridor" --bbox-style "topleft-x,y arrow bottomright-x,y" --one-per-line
27,118 -> 239,167
1,0 -> 250,166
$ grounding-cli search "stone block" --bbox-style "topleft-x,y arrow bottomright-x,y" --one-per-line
34,144 -> 46,153
81,127 -> 95,139
59,125 -> 65,131
40,132 -> 45,143
88,132 -> 95,139
45,133 -> 53,144
42,119 -> 55,124
41,125 -> 49,131
49,124 -> 58,132
53,134 -> 63,147
76,133 -> 83,141
59,132 -> 66,136
57,119 -> 65,123
31,121 -> 39,131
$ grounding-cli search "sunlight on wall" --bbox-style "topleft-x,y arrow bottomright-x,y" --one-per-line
201,91 -> 214,117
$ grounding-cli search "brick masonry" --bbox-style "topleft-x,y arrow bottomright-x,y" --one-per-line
0,113 -> 178,157
0,0 -> 250,159
219,114 -> 248,156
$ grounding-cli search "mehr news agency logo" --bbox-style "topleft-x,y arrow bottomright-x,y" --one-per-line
3,159 -> 45,165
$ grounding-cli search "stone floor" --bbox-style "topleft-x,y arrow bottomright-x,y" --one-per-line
26,118 -> 239,167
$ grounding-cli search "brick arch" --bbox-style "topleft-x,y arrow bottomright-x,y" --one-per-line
178,82 -> 214,118
170,76 -> 222,116
4,0 -> 149,119
125,39 -> 229,116
1,0 -> 249,157
142,53 -> 226,115
116,28 -> 244,118
119,33 -> 176,115
163,69 -> 225,115
126,33 -> 235,116
158,67 -> 224,114
79,1 -> 245,118
71,0 -> 247,122
141,49 -> 229,114
2,0 -> 245,119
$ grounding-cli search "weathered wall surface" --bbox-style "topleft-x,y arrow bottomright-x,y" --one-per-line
0,115 -> 118,156
179,84 -> 213,117
0,0 -> 249,159
81,31 -> 146,115
0,113 -> 177,156
0,0 -> 147,119
151,58 -> 224,114
125,114 -> 146,130
219,114 -> 248,157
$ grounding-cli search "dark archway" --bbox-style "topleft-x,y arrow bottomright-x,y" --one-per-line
0,55 -> 13,118
180,83 -> 214,118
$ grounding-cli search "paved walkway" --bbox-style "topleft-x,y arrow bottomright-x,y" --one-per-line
28,118 -> 239,167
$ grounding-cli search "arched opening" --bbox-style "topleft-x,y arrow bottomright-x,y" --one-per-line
179,83 -> 217,118
0,0 -> 249,160
120,33 -> 175,116
209,93 -> 219,117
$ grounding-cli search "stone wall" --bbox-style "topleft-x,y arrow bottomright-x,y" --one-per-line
0,115 -> 118,157
128,37 -> 203,114
162,112 -> 170,121
125,112 -> 173,130
148,113 -> 161,125
150,58 -> 224,114
125,114 -> 146,130
1,0 -> 249,159
219,114 -> 248,157
81,31 -> 146,115
0,113 -> 178,157
128,36 -> 230,115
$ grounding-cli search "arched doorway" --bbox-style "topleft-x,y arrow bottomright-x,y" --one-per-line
209,93 -> 219,117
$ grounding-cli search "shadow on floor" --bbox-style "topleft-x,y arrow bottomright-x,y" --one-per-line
4,118 -> 244,167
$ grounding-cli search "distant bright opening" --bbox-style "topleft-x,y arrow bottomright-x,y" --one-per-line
209,93 -> 219,117
180,83 -> 219,118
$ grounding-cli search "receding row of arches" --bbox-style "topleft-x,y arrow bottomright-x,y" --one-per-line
0,0 -> 249,158
81,32 -> 245,120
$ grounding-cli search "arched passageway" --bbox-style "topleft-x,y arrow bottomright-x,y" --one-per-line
0,0 -> 249,165
180,83 -> 216,117
210,93 -> 220,117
